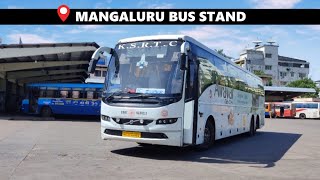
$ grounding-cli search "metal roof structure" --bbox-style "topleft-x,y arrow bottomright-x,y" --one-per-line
265,86 -> 316,101
0,42 -> 99,84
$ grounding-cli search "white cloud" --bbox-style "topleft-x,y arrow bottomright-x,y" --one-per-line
7,33 -> 55,44
179,26 -> 253,57
94,0 -> 112,9
138,0 -> 174,9
66,25 -> 125,34
147,3 -> 174,9
307,25 -> 320,31
80,25 -> 103,30
250,0 -> 302,8
251,26 -> 288,40
7,5 -> 24,9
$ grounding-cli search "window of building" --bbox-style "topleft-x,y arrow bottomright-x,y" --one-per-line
94,70 -> 102,77
291,72 -> 294,77
299,73 -> 306,78
279,62 -> 289,67
280,72 -> 287,78
265,53 -> 272,58
102,71 -> 107,77
265,65 -> 272,70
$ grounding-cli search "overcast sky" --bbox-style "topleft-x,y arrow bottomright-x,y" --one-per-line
1,0 -> 320,80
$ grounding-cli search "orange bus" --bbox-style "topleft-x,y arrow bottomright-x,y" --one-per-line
272,102 -> 296,118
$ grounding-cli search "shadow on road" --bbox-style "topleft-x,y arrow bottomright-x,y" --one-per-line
111,131 -> 301,168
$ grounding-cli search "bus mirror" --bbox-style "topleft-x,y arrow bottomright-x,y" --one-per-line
88,46 -> 113,73
180,53 -> 187,70
180,42 -> 190,70
88,59 -> 98,73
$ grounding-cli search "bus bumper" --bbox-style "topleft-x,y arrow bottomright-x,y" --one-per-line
101,129 -> 182,147
101,120 -> 183,147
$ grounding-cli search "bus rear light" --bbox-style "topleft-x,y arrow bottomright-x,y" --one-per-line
156,118 -> 178,125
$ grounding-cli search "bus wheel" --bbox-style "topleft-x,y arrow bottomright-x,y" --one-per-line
247,118 -> 255,136
299,113 -> 306,119
196,120 -> 215,151
41,107 -> 52,117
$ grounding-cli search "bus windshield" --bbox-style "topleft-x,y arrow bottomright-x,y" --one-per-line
105,40 -> 183,98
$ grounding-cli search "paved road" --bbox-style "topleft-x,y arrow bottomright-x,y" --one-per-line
0,116 -> 319,180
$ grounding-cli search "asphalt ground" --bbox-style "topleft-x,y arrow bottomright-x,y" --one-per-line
0,115 -> 319,180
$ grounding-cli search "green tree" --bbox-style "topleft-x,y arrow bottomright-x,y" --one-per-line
215,49 -> 233,59
286,78 -> 319,98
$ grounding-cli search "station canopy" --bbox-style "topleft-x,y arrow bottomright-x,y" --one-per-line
264,86 -> 316,102
0,42 -> 99,85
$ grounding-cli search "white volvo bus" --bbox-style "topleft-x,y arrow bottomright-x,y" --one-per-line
89,35 -> 265,148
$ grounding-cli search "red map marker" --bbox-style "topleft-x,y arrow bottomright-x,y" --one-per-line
57,5 -> 70,22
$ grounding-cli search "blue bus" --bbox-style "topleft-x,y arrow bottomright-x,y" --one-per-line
21,83 -> 104,117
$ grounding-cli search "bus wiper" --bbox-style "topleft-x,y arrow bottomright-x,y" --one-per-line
129,93 -> 161,100
106,91 -> 124,101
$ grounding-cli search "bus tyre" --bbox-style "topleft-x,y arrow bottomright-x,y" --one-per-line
299,113 -> 306,119
247,118 -> 256,137
41,107 -> 52,117
196,120 -> 215,151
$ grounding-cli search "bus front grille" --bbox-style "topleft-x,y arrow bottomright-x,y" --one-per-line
112,118 -> 153,125
104,129 -> 168,139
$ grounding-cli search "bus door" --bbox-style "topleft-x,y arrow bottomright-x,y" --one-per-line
28,87 -> 39,113
291,103 -> 296,117
183,60 -> 197,145
280,106 -> 285,117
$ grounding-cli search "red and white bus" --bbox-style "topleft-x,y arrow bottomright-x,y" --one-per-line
293,102 -> 320,119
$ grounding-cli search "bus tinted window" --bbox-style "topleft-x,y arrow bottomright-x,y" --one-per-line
198,57 -> 215,94
296,103 -> 318,109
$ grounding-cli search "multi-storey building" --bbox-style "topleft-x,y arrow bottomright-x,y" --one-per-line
234,42 -> 309,86
85,59 -> 107,83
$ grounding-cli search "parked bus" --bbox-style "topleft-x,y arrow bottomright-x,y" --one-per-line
293,102 -> 320,119
89,35 -> 265,148
21,83 -> 103,117
272,102 -> 296,118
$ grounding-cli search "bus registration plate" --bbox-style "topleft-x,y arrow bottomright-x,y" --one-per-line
122,131 -> 141,138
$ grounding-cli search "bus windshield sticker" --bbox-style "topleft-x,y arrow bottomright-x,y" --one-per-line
157,54 -> 164,58
136,88 -> 165,94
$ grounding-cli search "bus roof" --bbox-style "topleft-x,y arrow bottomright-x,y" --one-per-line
27,83 -> 104,89
118,35 -> 262,82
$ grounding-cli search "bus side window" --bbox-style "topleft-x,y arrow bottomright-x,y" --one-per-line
60,91 -> 69,98
87,91 -> 94,99
72,91 -> 79,99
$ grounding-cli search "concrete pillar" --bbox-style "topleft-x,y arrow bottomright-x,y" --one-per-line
0,76 -> 7,112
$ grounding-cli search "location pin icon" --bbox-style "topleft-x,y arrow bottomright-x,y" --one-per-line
57,5 -> 70,22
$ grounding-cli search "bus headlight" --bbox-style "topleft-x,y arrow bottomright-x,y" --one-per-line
101,115 -> 110,121
156,118 -> 178,125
